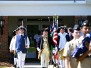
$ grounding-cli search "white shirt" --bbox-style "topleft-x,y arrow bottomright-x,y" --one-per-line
26,36 -> 30,48
58,32 -> 67,51
9,36 -> 16,51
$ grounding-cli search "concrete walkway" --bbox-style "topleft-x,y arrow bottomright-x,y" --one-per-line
24,63 -> 54,68
24,63 -> 41,68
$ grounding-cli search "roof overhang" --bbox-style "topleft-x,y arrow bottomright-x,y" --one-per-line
0,1 -> 91,16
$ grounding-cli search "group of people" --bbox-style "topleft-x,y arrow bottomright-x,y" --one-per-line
9,19 -> 91,68
63,20 -> 91,68
36,20 -> 91,68
9,26 -> 30,68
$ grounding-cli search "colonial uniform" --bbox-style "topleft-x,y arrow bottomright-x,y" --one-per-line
72,20 -> 91,68
9,29 -> 18,67
37,28 -> 50,68
9,35 -> 17,66
76,34 -> 91,68
15,26 -> 30,68
63,24 -> 81,68
58,31 -> 67,68
37,36 -> 50,68
63,39 -> 79,68
9,36 -> 16,53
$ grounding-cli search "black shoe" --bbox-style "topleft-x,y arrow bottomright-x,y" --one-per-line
16,67 -> 20,68
54,64 -> 56,67
14,65 -> 16,67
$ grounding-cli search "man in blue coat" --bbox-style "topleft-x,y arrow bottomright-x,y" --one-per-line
15,26 -> 30,68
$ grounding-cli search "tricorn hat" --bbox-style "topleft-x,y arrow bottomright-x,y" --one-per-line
18,26 -> 26,31
73,24 -> 80,31
81,20 -> 90,27
13,27 -> 19,32
43,28 -> 49,32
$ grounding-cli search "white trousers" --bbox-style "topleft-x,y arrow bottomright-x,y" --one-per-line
59,60 -> 65,68
41,54 -> 49,67
14,58 -> 17,65
17,51 -> 26,68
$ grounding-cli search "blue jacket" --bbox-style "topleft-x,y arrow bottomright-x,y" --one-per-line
16,34 -> 27,53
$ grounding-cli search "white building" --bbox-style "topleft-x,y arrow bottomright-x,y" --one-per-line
0,0 -> 91,16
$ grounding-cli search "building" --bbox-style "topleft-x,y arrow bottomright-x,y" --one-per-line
0,0 -> 91,60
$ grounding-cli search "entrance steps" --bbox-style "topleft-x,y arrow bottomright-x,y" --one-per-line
24,65 -> 54,68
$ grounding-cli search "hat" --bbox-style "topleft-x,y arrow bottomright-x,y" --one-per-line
13,27 -> 19,32
13,30 -> 16,33
59,26 -> 65,30
73,24 -> 80,31
43,28 -> 49,32
18,26 -> 26,31
81,20 -> 90,27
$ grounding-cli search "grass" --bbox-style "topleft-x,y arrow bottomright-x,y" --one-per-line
28,47 -> 36,53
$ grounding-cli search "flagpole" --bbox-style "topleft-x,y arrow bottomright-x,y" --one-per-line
22,20 -> 24,26
48,16 -> 53,64
57,16 -> 59,29
53,16 -> 55,28
48,17 -> 50,23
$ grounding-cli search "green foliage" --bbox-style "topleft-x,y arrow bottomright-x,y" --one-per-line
30,39 -> 35,47
28,47 -> 36,53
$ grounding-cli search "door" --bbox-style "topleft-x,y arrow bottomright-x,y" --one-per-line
26,25 -> 39,58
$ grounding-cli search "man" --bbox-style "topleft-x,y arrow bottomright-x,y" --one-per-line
37,28 -> 50,68
63,24 -> 80,68
15,26 -> 30,68
9,28 -> 19,67
75,20 -> 91,68
67,27 -> 73,41
57,26 -> 68,68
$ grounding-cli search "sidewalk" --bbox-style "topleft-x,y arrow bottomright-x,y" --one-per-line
24,64 -> 54,68
7,64 -> 54,68
25,62 -> 54,68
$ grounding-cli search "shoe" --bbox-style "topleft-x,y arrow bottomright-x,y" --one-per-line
14,65 -> 16,67
16,67 -> 20,68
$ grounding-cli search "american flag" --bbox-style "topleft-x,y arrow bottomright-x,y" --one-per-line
53,17 -> 58,46
50,16 -> 59,64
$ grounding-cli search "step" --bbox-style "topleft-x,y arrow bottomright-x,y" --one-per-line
24,65 -> 54,68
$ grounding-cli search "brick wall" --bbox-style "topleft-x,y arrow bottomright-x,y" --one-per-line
0,16 -> 9,61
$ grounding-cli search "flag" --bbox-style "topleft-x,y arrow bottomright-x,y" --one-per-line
71,34 -> 91,58
49,16 -> 59,64
53,16 -> 58,46
50,16 -> 58,46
